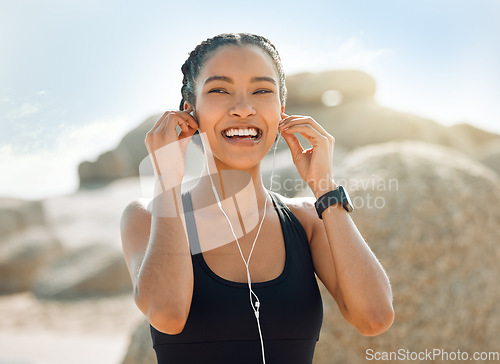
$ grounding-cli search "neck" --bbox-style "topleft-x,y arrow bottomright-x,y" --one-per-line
190,160 -> 270,217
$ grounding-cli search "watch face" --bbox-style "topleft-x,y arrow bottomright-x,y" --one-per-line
340,186 -> 354,213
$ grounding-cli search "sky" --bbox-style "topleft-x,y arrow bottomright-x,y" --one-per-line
1,0 -> 499,200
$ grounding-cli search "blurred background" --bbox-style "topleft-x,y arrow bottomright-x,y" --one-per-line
1,0 -> 499,363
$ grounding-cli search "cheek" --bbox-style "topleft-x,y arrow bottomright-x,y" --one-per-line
255,97 -> 280,115
195,102 -> 221,132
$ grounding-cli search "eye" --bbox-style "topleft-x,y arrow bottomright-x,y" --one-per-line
208,88 -> 228,94
254,89 -> 273,95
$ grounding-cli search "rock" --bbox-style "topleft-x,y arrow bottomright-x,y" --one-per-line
78,114 -> 160,188
477,140 -> 500,175
0,198 -> 46,238
121,319 -> 156,364
450,123 -> 500,150
0,226 -> 62,293
284,70 -> 500,157
42,177 -> 144,250
285,69 -> 377,106
0,198 -> 63,294
313,141 -> 500,363
32,243 -> 132,299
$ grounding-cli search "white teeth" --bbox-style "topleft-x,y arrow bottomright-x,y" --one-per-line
224,128 -> 259,137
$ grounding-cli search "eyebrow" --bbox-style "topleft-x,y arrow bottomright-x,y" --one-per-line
203,76 -> 277,86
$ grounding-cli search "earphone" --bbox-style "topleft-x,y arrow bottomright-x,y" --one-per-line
193,108 -> 282,364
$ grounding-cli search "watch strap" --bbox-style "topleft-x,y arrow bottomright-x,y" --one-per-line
315,186 -> 350,219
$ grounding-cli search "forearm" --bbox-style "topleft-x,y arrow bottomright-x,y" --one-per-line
315,183 -> 394,334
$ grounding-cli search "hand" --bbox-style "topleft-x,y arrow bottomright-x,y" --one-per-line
144,110 -> 199,187
278,112 -> 337,198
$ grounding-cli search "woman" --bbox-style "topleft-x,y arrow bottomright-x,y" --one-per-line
120,33 -> 394,364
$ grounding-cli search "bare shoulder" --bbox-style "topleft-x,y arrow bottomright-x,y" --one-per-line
275,193 -> 319,243
120,198 -> 153,245
120,198 -> 154,283
121,198 -> 152,221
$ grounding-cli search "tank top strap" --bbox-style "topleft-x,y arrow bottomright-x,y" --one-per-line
268,190 -> 309,247
181,191 -> 203,256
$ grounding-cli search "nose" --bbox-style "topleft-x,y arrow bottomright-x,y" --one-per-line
229,93 -> 256,118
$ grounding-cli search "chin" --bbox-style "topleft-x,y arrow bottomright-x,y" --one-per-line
220,158 -> 262,171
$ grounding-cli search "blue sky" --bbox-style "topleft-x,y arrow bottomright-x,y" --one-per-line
1,0 -> 499,199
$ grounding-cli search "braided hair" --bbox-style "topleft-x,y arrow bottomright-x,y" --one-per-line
179,33 -> 287,112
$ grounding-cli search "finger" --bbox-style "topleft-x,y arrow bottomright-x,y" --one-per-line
280,114 -> 328,135
161,111 -> 198,134
280,130 -> 304,160
280,116 -> 328,136
282,124 -> 330,147
178,122 -> 198,139
177,118 -> 190,134
178,110 -> 199,130
178,112 -> 199,139
176,113 -> 199,136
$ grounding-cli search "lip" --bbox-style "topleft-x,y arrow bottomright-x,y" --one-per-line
220,124 -> 263,146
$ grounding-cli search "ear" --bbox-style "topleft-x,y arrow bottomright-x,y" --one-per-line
183,101 -> 194,112
281,105 -> 285,114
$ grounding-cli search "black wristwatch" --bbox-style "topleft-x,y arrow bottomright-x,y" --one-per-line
315,185 -> 354,219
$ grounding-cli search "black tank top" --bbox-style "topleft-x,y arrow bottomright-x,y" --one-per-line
150,190 -> 323,364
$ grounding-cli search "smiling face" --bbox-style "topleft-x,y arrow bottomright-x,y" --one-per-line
191,45 -> 284,171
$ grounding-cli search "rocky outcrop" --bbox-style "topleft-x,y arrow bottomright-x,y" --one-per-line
0,198 -> 46,238
313,141 -> 500,363
477,140 -> 500,175
121,319 -> 156,364
0,199 -> 62,294
32,244 -> 132,300
285,69 -> 376,106
284,71 -> 494,155
450,123 -> 500,151
78,114 -> 160,188
0,226 -> 62,293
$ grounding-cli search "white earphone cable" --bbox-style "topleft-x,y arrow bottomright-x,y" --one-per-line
203,130 -> 282,364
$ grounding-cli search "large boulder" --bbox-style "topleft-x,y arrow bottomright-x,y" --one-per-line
0,198 -> 46,238
477,140 -> 500,176
0,225 -> 62,293
284,71 -> 497,155
78,114 -> 160,188
285,69 -> 376,106
32,243 -> 132,299
313,141 -> 500,363
121,319 -> 156,364
42,178 -> 143,250
450,123 -> 500,151
0,198 -> 62,294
